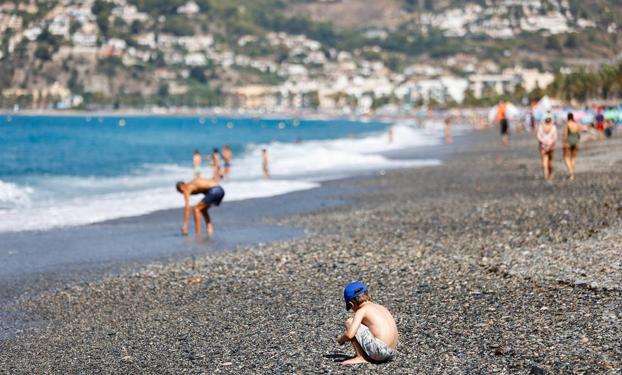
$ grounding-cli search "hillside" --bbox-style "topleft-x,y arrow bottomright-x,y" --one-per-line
0,0 -> 621,110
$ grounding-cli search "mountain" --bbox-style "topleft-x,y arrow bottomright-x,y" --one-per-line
0,0 -> 621,109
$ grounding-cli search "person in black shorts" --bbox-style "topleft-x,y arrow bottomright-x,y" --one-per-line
176,177 -> 225,238
496,101 -> 510,146
500,118 -> 509,141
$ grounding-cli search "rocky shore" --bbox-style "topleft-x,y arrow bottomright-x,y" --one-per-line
1,130 -> 621,374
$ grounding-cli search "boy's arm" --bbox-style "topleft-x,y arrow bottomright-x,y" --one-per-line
337,309 -> 365,344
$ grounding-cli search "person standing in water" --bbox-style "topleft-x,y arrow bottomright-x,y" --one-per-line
562,112 -> 582,180
210,148 -> 222,181
176,177 -> 225,239
387,127 -> 393,144
222,145 -> 233,176
192,150 -> 202,178
444,116 -> 452,144
262,149 -> 270,178
536,113 -> 558,181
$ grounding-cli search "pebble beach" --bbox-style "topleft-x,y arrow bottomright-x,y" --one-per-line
1,129 -> 621,374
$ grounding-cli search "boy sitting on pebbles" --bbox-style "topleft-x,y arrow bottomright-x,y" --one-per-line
336,281 -> 398,365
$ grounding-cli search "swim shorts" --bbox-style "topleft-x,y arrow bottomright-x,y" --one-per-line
500,119 -> 509,135
201,186 -> 225,206
355,324 -> 396,362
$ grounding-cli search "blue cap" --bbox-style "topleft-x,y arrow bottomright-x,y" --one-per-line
343,281 -> 368,310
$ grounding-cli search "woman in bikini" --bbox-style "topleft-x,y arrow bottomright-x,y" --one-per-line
562,112 -> 582,180
536,113 -> 558,181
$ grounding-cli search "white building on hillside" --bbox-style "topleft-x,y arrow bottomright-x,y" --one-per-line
177,1 -> 200,15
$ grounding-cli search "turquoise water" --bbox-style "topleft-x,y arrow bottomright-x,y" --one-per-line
0,115 -> 439,232
0,116 -> 386,178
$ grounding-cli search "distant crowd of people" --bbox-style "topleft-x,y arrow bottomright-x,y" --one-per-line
192,145 -> 233,181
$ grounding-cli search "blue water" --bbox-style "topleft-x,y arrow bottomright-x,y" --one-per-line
0,115 -> 439,233
0,116 -> 386,178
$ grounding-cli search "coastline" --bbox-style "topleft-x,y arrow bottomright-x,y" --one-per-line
0,134 -> 460,333
1,129 -> 621,373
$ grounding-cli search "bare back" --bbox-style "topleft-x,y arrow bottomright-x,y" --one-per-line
567,120 -> 581,134
358,303 -> 398,348
187,177 -> 218,195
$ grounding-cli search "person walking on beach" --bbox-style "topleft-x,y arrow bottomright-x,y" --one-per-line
262,149 -> 270,178
496,101 -> 509,146
210,148 -> 223,181
192,150 -> 202,178
562,112 -> 582,180
336,281 -> 398,365
222,145 -> 233,176
176,177 -> 225,239
595,106 -> 605,134
536,113 -> 558,181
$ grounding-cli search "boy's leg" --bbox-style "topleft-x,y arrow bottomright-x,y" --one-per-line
341,318 -> 369,365
193,202 -> 208,238
201,205 -> 213,237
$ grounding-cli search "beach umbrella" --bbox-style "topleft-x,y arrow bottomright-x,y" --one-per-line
579,113 -> 594,124
604,108 -> 622,121
533,96 -> 552,121
505,103 -> 520,120
488,103 -> 520,123
568,110 -> 587,121
488,105 -> 499,123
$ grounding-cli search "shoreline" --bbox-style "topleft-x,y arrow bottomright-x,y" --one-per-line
1,129 -> 621,373
0,136 -> 461,321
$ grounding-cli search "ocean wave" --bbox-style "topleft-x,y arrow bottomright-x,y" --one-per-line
0,180 -> 33,208
0,124 -> 441,232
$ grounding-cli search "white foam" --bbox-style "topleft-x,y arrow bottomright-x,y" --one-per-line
0,124 -> 441,233
0,180 -> 33,208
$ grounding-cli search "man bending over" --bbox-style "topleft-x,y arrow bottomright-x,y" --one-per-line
176,177 -> 225,238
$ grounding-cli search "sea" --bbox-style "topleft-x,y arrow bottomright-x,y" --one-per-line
0,115 -> 442,234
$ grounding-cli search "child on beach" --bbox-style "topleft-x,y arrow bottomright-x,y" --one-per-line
336,281 -> 398,365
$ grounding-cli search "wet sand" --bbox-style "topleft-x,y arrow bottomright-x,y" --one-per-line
1,129 -> 620,373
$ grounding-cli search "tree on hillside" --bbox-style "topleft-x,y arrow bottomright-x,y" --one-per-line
96,14 -> 110,37
162,16 -> 194,36
128,0 -> 186,15
189,67 -> 207,83
545,35 -> 562,51
92,0 -> 114,16
34,45 -> 52,60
